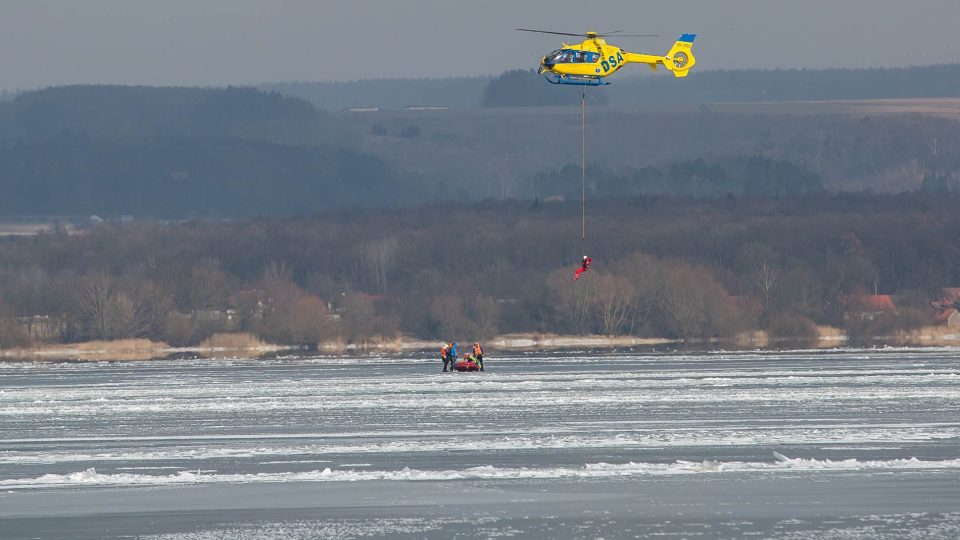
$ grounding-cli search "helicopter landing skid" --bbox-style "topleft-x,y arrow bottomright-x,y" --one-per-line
543,74 -> 609,86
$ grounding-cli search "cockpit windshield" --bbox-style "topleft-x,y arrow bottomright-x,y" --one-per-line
545,49 -> 600,64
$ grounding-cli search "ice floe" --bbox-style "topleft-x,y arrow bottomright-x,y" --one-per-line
5,455 -> 960,490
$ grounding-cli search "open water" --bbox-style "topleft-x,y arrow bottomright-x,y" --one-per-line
1,349 -> 959,539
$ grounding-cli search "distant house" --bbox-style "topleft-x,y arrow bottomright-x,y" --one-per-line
930,288 -> 960,325
844,294 -> 896,321
934,308 -> 960,328
941,288 -> 960,302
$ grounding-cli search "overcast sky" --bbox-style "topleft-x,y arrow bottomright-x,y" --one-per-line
2,0 -> 959,90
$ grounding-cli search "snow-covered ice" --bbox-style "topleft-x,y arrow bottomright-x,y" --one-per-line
1,349 -> 959,538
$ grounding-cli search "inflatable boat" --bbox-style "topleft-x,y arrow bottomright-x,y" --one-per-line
454,359 -> 481,372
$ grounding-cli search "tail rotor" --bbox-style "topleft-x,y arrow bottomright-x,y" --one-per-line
662,34 -> 697,78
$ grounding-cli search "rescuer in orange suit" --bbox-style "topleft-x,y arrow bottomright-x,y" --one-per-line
573,255 -> 592,281
440,343 -> 451,372
472,341 -> 484,371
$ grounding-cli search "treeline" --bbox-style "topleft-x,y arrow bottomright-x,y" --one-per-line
262,64 -> 960,109
0,85 -> 328,145
529,157 -> 824,199
0,85 -> 859,219
0,85 -> 428,218
607,63 -> 960,106
0,136 -> 417,218
335,102 -> 960,199
481,69 -> 608,107
484,64 -> 960,108
4,84 -> 960,219
262,77 -> 492,111
920,173 -> 960,193
2,194 -> 958,348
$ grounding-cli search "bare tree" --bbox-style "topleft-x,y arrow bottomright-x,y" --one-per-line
754,260 -> 778,313
109,293 -> 140,338
659,262 -> 740,338
340,293 -> 393,344
131,280 -> 174,339
264,260 -> 292,284
255,272 -> 330,345
78,273 -> 142,340
430,295 -> 477,340
162,312 -> 195,347
0,317 -> 32,348
592,274 -> 637,336
547,269 -> 596,334
288,295 -> 337,345
80,272 -> 112,340
186,264 -> 232,311
472,294 -> 501,339
0,300 -> 32,348
361,237 -> 399,294
613,252 -> 664,335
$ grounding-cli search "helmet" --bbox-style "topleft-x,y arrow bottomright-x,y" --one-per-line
583,255 -> 588,260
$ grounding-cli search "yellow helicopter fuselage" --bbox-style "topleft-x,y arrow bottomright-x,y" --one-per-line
539,33 -> 696,84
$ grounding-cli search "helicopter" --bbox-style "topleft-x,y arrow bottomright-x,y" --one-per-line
517,29 -> 697,86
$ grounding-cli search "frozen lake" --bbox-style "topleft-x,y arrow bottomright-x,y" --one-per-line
2,349 -> 959,538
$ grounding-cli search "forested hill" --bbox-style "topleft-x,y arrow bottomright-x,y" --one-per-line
605,63 -> 960,106
0,85 -> 328,144
482,64 -> 960,107
0,85 -> 419,218
261,64 -> 960,109
2,79 -> 960,219
0,137 -> 412,218
261,76 -> 492,111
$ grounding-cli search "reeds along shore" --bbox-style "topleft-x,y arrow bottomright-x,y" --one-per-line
4,326 -> 960,363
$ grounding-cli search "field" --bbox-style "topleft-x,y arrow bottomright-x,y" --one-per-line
710,97 -> 960,117
338,97 -> 960,197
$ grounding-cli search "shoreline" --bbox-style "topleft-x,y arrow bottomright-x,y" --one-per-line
2,327 -> 960,362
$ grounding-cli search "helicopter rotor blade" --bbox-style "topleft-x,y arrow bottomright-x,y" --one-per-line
596,33 -> 661,38
517,28 -> 661,39
516,28 -> 587,37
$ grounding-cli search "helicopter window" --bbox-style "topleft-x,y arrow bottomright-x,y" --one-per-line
546,49 -> 599,64
563,51 -> 596,63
